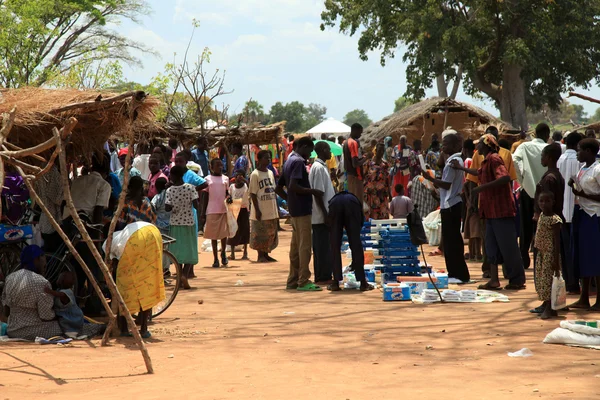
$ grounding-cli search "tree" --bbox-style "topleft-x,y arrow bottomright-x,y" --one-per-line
321,0 -> 600,130
45,56 -> 124,89
240,99 -> 267,125
589,108 -> 600,124
527,100 -> 589,126
267,101 -> 328,132
268,101 -> 307,133
394,96 -> 416,113
0,0 -> 153,88
343,109 -> 372,128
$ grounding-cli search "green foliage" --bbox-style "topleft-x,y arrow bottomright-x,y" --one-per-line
393,96 -> 416,113
343,109 -> 372,128
321,0 -> 600,127
267,101 -> 327,133
241,100 -> 268,125
589,107 -> 600,124
527,100 -> 589,126
0,0 -> 151,88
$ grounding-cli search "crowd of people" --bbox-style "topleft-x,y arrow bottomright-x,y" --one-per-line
3,119 -> 600,341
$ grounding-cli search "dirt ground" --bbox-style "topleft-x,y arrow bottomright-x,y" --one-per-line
2,229 -> 600,400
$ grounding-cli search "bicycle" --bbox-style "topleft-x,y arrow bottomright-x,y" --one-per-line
0,195 -> 38,289
151,234 -> 182,319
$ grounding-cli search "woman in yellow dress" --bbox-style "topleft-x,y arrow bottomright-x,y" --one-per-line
105,221 -> 165,338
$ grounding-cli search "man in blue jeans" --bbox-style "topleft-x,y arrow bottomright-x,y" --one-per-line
276,137 -> 323,291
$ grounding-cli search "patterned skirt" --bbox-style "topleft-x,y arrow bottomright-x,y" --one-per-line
250,219 -> 279,253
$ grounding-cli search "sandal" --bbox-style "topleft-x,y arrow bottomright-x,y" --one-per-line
360,283 -> 375,292
529,306 -> 544,314
297,283 -> 323,292
478,282 -> 502,291
141,331 -> 152,339
428,249 -> 443,257
504,284 -> 526,291
327,283 -> 342,291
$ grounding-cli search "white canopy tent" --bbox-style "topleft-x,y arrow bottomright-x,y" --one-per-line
306,117 -> 351,137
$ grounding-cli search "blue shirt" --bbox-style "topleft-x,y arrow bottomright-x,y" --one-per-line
192,148 -> 209,177
183,169 -> 206,187
279,152 -> 312,217
106,172 -> 122,200
439,152 -> 464,209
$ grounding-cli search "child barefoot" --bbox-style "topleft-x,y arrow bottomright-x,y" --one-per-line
44,271 -> 85,338
201,159 -> 231,268
228,170 -> 250,260
534,191 -> 562,319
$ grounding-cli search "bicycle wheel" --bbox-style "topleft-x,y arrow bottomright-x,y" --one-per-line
0,244 -> 22,281
152,250 -> 182,319
44,253 -> 78,294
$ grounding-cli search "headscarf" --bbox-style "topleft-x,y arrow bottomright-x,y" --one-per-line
20,245 -> 44,272
475,134 -> 500,152
442,127 -> 458,139
384,136 -> 393,148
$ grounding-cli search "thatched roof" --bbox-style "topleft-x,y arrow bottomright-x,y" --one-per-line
210,121 -> 286,146
0,87 -> 160,156
362,97 -> 513,144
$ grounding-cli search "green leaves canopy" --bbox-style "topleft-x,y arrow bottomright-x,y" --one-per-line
0,0 -> 151,88
322,0 -> 600,128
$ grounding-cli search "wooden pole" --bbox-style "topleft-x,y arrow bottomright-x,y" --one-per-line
568,91 -> 600,105
54,122 -> 153,373
17,168 -> 116,329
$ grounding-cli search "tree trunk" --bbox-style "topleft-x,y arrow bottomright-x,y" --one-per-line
436,74 -> 448,98
449,65 -> 463,100
499,63 -> 528,130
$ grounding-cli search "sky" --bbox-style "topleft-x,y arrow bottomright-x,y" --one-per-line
118,0 -> 600,125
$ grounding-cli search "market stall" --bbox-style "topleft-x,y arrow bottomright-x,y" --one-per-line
0,87 -> 160,373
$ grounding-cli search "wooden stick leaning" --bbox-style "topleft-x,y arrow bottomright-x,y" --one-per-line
17,167 -> 116,334
54,125 -> 153,374
101,96 -> 141,342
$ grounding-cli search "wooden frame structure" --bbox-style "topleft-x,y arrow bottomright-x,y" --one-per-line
0,90 -> 157,374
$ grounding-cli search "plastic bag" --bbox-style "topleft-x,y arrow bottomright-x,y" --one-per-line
551,275 -> 567,310
225,200 -> 238,238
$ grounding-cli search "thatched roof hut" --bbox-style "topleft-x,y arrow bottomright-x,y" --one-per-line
0,87 -> 160,157
210,121 -> 286,146
362,97 -> 513,149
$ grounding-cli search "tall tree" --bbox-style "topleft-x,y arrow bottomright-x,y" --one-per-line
527,100 -> 588,126
241,99 -> 267,125
268,101 -> 307,133
0,0 -> 152,88
589,107 -> 600,124
321,0 -> 600,130
394,96 -> 416,113
343,109 -> 372,128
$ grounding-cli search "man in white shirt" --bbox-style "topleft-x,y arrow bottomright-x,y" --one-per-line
513,123 -> 550,269
309,142 -> 336,285
557,131 -> 583,293
553,131 -> 567,153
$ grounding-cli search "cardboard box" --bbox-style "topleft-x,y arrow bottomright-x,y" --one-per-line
382,283 -> 411,301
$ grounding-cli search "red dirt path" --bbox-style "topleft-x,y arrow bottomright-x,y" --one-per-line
1,229 -> 599,399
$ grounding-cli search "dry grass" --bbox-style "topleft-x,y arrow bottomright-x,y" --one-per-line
0,87 -> 160,157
